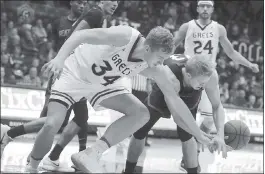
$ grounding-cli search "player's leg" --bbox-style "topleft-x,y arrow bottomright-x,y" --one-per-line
71,91 -> 150,173
199,90 -> 214,134
27,67 -> 81,171
45,100 -> 88,168
1,94 -> 50,155
124,107 -> 161,173
178,109 -> 199,174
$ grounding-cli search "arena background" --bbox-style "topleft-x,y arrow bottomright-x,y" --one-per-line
1,0 -> 264,173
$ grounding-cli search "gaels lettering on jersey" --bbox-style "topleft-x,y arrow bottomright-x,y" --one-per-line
111,54 -> 132,75
193,32 -> 213,39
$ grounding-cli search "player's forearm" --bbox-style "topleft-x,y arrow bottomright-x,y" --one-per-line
227,50 -> 252,68
212,104 -> 225,139
165,96 -> 203,139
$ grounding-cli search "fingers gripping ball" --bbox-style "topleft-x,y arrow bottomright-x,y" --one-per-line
224,120 -> 251,150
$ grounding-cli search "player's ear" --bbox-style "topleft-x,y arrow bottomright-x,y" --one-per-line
145,45 -> 151,53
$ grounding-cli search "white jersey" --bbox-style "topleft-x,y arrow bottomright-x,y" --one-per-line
64,27 -> 148,87
184,20 -> 220,61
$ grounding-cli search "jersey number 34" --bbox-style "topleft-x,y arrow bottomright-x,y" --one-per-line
193,40 -> 213,54
92,60 -> 121,86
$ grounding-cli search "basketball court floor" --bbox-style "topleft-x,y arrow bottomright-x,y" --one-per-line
1,134 -> 263,173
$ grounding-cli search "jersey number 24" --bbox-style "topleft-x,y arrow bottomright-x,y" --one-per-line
92,60 -> 121,86
193,40 -> 213,54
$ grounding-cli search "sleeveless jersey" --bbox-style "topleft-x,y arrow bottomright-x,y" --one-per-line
65,26 -> 148,87
147,57 -> 203,118
184,20 -> 220,62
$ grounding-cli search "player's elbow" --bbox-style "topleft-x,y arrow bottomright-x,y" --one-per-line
212,102 -> 222,113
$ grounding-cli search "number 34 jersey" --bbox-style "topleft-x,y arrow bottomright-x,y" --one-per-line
184,20 -> 220,61
64,27 -> 148,87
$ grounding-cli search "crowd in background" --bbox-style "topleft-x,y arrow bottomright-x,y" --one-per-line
0,0 -> 263,109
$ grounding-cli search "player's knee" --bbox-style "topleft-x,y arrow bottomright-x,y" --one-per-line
136,106 -> 150,125
178,128 -> 193,142
133,130 -> 148,140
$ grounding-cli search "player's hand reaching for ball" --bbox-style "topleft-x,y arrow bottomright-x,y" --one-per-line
196,131 -> 214,147
41,58 -> 64,81
208,136 -> 233,159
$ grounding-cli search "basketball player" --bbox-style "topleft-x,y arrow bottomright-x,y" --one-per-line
123,54 -> 232,174
1,0 -> 120,170
172,0 -> 259,172
0,0 -> 88,158
27,25 -> 213,173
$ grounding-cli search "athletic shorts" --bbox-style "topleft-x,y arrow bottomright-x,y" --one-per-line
49,65 -> 130,109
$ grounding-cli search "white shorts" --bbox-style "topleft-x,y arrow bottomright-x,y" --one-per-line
50,67 -> 131,109
198,90 -> 213,115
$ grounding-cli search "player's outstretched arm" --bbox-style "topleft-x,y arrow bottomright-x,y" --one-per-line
205,70 -> 233,158
173,22 -> 189,51
55,26 -> 132,62
219,24 -> 259,73
205,71 -> 225,139
141,65 -> 210,145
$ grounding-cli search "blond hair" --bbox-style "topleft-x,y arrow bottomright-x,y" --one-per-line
145,26 -> 174,54
185,55 -> 216,77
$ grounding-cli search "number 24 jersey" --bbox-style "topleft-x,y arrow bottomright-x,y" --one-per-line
184,20 -> 220,61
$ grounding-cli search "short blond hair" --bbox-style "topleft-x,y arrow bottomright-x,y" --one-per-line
145,26 -> 174,54
185,55 -> 216,77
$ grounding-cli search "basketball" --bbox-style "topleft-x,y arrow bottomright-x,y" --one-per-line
224,120 -> 251,150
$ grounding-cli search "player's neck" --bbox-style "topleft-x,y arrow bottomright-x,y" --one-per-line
131,38 -> 146,61
182,68 -> 191,88
197,18 -> 212,26
68,11 -> 78,21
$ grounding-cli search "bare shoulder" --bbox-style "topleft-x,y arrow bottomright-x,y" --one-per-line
205,70 -> 219,89
217,23 -> 227,37
107,25 -> 133,46
179,22 -> 189,32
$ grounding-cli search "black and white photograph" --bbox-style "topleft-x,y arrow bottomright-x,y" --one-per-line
0,0 -> 263,173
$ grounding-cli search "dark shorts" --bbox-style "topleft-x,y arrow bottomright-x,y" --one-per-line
134,97 -> 198,142
132,89 -> 148,103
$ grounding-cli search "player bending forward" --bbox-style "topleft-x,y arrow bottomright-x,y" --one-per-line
123,54 -> 232,174
173,0 -> 259,172
29,25 -> 215,173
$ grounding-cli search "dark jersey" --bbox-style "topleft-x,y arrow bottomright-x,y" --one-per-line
46,5 -> 105,96
147,58 -> 203,118
70,5 -> 104,35
52,16 -> 76,52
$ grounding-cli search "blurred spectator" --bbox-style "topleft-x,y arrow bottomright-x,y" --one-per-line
164,17 -> 176,33
31,58 -> 41,72
20,24 -> 38,63
18,67 -> 41,87
46,23 -> 54,41
254,97 -> 264,109
246,94 -> 256,109
232,89 -> 247,107
229,24 -> 241,41
32,18 -> 48,44
1,41 -> 8,54
11,46 -> 25,65
1,12 -> 8,36
220,82 -> 230,101
117,11 -> 129,24
1,53 -> 13,78
239,27 -> 250,44
1,66 -> 6,84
